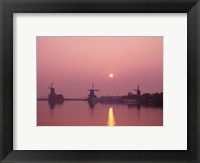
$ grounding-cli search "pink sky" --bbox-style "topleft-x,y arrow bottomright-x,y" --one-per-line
37,37 -> 163,98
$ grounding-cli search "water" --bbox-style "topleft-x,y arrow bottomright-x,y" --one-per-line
37,101 -> 163,126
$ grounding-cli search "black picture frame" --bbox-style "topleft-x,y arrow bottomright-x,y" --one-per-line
0,0 -> 200,162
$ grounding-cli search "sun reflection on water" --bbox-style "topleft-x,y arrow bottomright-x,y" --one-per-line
107,107 -> 116,126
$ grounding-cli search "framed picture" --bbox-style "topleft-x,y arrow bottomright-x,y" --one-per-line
0,0 -> 200,162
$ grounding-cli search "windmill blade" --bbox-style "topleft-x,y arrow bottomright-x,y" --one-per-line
94,90 -> 99,91
51,82 -> 53,88
137,85 -> 139,90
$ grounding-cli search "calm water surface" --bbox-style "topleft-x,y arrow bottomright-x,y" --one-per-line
37,101 -> 163,126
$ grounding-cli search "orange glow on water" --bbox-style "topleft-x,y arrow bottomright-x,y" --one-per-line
37,101 -> 163,126
107,107 -> 116,126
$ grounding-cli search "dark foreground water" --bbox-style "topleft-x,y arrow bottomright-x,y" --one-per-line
37,101 -> 163,126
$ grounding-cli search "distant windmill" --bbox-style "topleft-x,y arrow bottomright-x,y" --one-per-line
48,82 -> 64,106
87,83 -> 99,98
48,82 -> 53,89
134,85 -> 141,96
48,82 -> 55,96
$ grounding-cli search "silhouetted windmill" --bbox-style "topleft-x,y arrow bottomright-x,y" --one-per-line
134,85 -> 141,96
48,82 -> 64,108
48,82 -> 55,96
87,83 -> 99,98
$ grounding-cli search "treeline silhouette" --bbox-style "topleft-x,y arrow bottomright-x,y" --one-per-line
122,92 -> 163,107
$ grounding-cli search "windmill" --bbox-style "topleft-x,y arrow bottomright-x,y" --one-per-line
48,82 -> 53,89
48,82 -> 55,96
134,85 -> 141,97
87,83 -> 99,98
47,82 -> 64,105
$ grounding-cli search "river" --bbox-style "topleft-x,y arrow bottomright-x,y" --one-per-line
37,101 -> 163,126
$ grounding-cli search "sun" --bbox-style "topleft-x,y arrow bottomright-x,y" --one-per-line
109,74 -> 114,78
